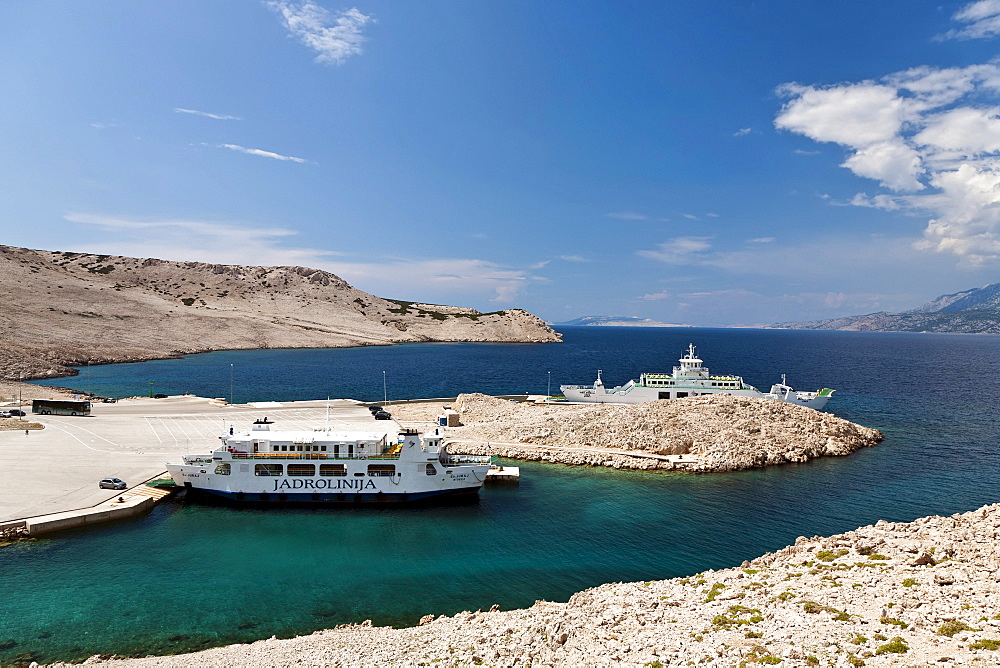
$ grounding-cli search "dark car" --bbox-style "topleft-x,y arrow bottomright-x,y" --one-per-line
367,404 -> 382,413
373,411 -> 392,420
99,478 -> 127,490
7,409 -> 25,416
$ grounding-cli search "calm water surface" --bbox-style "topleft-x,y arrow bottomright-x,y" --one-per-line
6,327 -> 999,664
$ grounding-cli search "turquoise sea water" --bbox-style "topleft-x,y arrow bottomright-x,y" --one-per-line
7,327 -> 1000,664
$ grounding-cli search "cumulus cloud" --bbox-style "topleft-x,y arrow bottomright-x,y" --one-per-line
218,143 -> 308,163
775,58 -> 1000,264
265,2 -> 373,65
938,0 -> 1000,41
174,108 -> 241,121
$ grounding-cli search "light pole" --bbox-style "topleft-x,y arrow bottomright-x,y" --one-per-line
17,375 -> 22,420
382,370 -> 387,407
230,363 -> 234,405
148,380 -> 153,398
547,370 -> 551,399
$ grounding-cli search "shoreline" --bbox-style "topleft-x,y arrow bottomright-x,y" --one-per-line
50,502 -> 1000,667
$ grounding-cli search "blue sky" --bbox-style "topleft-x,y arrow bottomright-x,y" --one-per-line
6,1 -> 1000,325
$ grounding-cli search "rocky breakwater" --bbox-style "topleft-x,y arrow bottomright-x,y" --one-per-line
441,393 -> 882,472
62,503 -> 1000,667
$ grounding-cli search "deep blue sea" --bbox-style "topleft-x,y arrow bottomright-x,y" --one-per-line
6,327 -> 1000,664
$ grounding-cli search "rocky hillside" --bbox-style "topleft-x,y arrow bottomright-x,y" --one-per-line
771,282 -> 1000,333
0,245 -> 560,380
70,503 -> 1000,667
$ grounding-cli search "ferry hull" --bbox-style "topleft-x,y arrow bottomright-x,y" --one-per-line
181,485 -> 482,506
560,387 -> 832,410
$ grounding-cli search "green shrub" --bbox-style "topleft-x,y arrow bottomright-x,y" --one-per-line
968,638 -> 1000,650
938,620 -> 977,637
901,578 -> 918,587
816,549 -> 849,562
875,637 -> 909,655
705,583 -> 726,602
880,617 -> 908,629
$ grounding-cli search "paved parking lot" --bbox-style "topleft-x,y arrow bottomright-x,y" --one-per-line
0,396 -> 392,522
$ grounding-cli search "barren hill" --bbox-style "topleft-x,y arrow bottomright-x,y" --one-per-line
769,282 -> 1000,333
0,245 -> 560,380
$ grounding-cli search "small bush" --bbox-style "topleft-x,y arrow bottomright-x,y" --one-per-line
938,620 -> 978,637
881,617 -> 908,629
705,583 -> 726,602
875,637 -> 909,655
816,549 -> 849,562
968,638 -> 1000,650
867,553 -> 889,560
901,578 -> 918,587
850,635 -> 868,645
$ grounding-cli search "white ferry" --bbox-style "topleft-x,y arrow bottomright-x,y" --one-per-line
560,344 -> 834,410
166,418 -> 492,504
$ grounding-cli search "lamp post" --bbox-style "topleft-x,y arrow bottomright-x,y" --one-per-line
230,363 -> 234,405
382,370 -> 387,407
148,380 -> 153,398
547,370 -> 551,399
17,375 -> 22,420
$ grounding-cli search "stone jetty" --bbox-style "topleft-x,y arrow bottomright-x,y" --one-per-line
56,503 -> 1000,667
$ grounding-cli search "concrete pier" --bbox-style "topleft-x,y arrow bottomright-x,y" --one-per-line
0,396 -> 381,523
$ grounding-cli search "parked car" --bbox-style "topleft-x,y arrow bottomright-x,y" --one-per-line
7,409 -> 25,416
99,478 -> 127,490
373,410 -> 392,420
367,404 -> 382,413
0,411 -> 10,418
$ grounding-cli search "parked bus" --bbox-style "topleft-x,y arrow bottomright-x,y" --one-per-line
32,399 -> 92,416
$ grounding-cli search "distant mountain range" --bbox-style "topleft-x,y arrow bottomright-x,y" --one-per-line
557,315 -> 689,328
771,283 -> 1000,333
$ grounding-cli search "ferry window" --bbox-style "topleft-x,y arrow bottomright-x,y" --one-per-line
321,446 -> 327,452
254,463 -> 282,477
425,463 -> 438,475
368,464 -> 395,477
354,472 -> 365,477
320,464 -> 346,477
287,464 -> 315,477
215,463 -> 231,475
297,445 -> 303,452
280,445 -> 287,452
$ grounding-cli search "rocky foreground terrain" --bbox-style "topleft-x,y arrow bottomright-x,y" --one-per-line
59,503 -> 1000,667
0,245 -> 559,381
394,393 -> 883,472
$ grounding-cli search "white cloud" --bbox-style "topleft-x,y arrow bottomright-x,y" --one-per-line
775,82 -> 905,147
174,108 -> 241,121
218,143 -> 308,163
733,128 -> 751,136
775,60 -> 1000,264
637,236 -> 713,264
705,212 -> 720,218
840,139 -> 924,191
265,2 -> 373,65
681,213 -> 700,220
63,213 -> 536,304
938,0 -> 1000,41
637,290 -> 671,301
557,255 -> 589,262
747,237 -> 775,243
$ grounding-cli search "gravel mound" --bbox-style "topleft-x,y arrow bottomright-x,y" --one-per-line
447,393 -> 882,471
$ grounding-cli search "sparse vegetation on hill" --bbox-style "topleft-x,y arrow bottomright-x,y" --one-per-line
0,245 -> 560,381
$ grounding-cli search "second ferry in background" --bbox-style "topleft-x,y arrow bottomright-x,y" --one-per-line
560,344 -> 834,410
